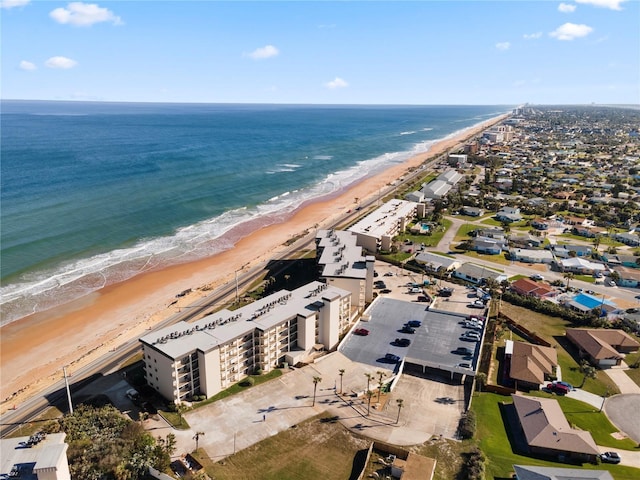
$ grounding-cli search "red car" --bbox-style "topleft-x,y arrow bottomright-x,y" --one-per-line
546,383 -> 569,395
354,328 -> 369,336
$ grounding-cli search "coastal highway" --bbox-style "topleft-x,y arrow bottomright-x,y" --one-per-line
0,134 -> 457,437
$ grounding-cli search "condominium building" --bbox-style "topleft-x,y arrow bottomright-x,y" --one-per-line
315,229 -> 375,311
347,199 -> 421,252
140,281 -> 352,403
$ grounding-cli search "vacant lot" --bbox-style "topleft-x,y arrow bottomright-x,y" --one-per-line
195,413 -> 370,480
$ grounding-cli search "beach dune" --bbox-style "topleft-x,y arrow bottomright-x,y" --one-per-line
0,114 -> 507,411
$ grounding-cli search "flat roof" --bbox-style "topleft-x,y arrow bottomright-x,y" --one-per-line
316,229 -> 368,279
339,298 -> 482,375
1,433 -> 68,479
348,199 -> 417,240
141,281 -> 350,359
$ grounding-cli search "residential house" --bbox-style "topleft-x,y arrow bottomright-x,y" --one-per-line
572,226 -> 605,238
610,266 -> 640,288
471,236 -> 504,255
558,257 -> 607,275
1,433 -> 71,480
461,206 -> 484,217
510,248 -> 555,264
510,278 -> 556,299
509,233 -> 543,248
414,251 -> 460,274
404,190 -> 425,203
563,216 -> 587,226
510,394 -> 600,462
551,244 -> 593,258
496,206 -> 523,223
601,253 -> 640,268
513,465 -> 613,480
505,340 -> 558,390
451,263 -> 508,285
531,218 -> 550,230
614,232 -> 640,246
565,328 -> 640,368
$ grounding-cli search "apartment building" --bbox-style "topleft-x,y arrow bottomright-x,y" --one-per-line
316,229 -> 375,311
140,281 -> 352,404
347,199 -> 421,252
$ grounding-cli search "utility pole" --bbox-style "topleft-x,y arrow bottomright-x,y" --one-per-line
63,366 -> 73,415
235,269 -> 239,302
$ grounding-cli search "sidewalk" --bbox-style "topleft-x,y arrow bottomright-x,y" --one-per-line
566,388 -> 604,409
604,362 -> 640,395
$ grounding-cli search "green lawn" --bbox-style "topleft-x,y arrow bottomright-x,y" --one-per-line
623,351 -> 640,387
453,223 -> 481,242
458,250 -> 512,266
472,393 -> 640,480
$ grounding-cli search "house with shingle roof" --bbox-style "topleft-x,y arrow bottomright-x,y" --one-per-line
513,465 -> 613,480
505,340 -> 558,390
511,394 -> 600,462
510,278 -> 556,299
565,328 -> 640,368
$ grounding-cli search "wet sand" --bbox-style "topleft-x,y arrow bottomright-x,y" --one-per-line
0,113 -> 508,411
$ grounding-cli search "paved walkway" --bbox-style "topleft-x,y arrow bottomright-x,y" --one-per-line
566,388 -> 605,409
604,363 -> 640,395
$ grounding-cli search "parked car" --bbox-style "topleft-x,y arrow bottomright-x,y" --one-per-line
530,274 -> 544,281
553,380 -> 573,391
600,452 -> 621,464
407,320 -> 422,327
546,383 -> 570,395
461,332 -> 481,342
454,347 -> 473,355
456,362 -> 472,369
126,388 -> 140,403
354,328 -> 369,336
381,289 -> 392,294
384,353 -> 401,363
394,338 -> 411,347
417,295 -> 431,303
468,301 -> 485,309
400,326 -> 416,334
384,272 -> 394,276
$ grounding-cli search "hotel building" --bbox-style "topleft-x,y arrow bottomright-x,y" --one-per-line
140,281 -> 353,404
315,229 -> 375,312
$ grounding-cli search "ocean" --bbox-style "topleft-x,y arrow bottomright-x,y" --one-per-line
0,101 -> 512,325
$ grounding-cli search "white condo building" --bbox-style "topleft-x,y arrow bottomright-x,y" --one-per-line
315,229 -> 376,311
140,281 -> 353,403
347,199 -> 421,252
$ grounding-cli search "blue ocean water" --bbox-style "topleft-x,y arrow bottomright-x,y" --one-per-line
1,101 -> 511,324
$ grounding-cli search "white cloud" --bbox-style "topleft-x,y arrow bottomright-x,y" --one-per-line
558,3 -> 577,13
576,0 -> 626,10
549,23 -> 593,40
523,32 -> 543,40
325,77 -> 348,89
19,60 -> 36,71
247,45 -> 279,60
50,2 -> 122,26
45,56 -> 78,69
1,0 -> 30,9
496,42 -> 510,51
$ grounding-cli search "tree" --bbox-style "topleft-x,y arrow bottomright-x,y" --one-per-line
563,272 -> 575,289
475,372 -> 487,392
579,360 -> 597,388
193,431 -> 204,451
376,371 -> 386,402
396,399 -> 404,424
312,376 -> 322,406
365,390 -> 374,416
364,373 -> 374,394
593,235 -> 602,252
338,369 -> 345,394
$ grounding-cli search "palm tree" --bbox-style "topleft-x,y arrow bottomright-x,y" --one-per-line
593,235 -> 602,252
365,390 -> 374,416
579,360 -> 597,388
364,373 -> 374,394
193,431 -> 204,451
563,272 -> 575,289
312,376 -> 322,406
338,369 -> 345,394
376,371 -> 386,402
396,399 -> 404,424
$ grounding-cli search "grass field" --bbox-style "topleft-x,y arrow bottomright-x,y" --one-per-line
472,392 -> 640,480
192,413 -> 370,480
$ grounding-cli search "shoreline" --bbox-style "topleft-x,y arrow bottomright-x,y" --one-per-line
0,113 -> 508,410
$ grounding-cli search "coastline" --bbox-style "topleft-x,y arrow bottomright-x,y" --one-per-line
0,113 -> 508,410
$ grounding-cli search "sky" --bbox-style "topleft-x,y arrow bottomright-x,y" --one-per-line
2,0 -> 639,105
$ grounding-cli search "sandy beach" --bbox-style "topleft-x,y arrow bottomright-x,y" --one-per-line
0,114 -> 508,412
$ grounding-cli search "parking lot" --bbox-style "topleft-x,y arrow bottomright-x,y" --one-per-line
340,297 -> 484,376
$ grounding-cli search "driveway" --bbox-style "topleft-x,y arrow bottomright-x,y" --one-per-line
596,445 -> 640,468
604,363 -> 640,395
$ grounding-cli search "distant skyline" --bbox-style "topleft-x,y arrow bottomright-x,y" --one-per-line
2,0 -> 639,105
